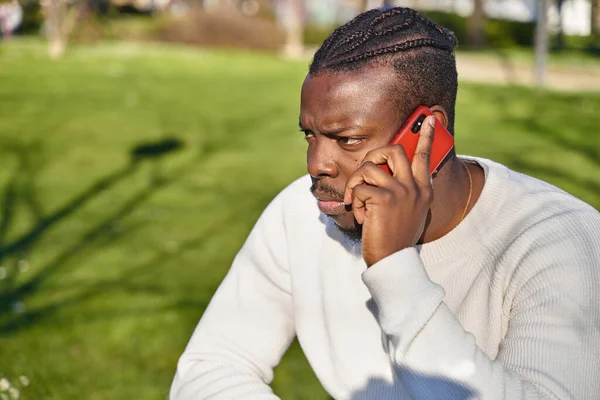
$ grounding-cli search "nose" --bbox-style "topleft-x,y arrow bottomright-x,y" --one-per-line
307,138 -> 338,179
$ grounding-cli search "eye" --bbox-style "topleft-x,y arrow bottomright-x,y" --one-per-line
300,129 -> 315,142
338,137 -> 363,146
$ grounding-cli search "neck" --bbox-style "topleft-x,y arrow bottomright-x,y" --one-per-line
419,155 -> 482,244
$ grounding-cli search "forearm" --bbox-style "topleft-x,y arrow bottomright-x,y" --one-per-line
391,302 -> 557,399
171,360 -> 282,400
171,191 -> 296,399
171,316 -> 294,400
171,262 -> 294,399
362,248 -> 597,399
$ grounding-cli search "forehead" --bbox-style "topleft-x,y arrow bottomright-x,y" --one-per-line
300,65 -> 403,129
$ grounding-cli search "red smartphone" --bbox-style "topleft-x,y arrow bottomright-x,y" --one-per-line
379,106 -> 454,176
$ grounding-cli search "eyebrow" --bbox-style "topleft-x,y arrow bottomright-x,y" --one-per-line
298,120 -> 363,135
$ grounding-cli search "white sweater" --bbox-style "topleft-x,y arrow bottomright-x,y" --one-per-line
170,157 -> 600,399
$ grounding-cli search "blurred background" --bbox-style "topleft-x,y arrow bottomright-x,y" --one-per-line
0,0 -> 598,399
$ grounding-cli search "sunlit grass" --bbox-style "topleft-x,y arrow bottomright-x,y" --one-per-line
0,40 -> 598,399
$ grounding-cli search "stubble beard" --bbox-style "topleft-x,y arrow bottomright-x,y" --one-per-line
310,179 -> 363,242
333,218 -> 363,243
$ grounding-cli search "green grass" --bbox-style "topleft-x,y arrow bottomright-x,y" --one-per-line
0,40 -> 599,400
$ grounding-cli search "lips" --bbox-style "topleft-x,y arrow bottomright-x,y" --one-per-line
314,193 -> 347,215
318,200 -> 347,215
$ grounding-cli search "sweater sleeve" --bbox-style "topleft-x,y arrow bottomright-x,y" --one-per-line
361,212 -> 600,399
170,193 -> 295,400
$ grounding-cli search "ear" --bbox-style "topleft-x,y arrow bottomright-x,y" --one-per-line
429,105 -> 449,128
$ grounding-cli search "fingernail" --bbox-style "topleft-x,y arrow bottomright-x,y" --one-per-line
428,116 -> 436,128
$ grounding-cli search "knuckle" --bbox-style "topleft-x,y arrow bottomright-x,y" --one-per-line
345,177 -> 357,188
346,182 -> 359,194
348,169 -> 364,182
362,161 -> 376,169
415,150 -> 430,162
354,184 -> 370,199
404,182 -> 419,197
392,183 -> 408,197
359,162 -> 376,174
381,189 -> 395,203
421,188 -> 434,203
391,144 -> 407,156
423,121 -> 435,135
408,188 -> 419,200
364,148 -> 380,160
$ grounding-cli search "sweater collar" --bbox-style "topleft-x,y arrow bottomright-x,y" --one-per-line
417,156 -> 509,265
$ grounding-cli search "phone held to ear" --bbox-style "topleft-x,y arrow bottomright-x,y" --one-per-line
379,106 -> 455,176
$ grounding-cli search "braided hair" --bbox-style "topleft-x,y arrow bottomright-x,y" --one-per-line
309,7 -> 459,134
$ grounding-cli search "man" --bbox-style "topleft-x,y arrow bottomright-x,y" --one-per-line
171,7 -> 600,399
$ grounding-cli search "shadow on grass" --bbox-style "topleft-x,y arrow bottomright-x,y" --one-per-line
0,230 -> 217,334
480,89 -> 600,202
0,137 -> 186,334
500,111 -> 600,170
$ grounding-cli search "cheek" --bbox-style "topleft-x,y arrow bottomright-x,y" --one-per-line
345,152 -> 369,172
336,156 -> 362,180
305,142 -> 313,163
306,140 -> 374,183
337,151 -> 372,182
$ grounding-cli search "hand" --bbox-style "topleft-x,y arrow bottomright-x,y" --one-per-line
343,116 -> 436,267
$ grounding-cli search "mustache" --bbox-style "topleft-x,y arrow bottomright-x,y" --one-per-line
310,179 -> 345,202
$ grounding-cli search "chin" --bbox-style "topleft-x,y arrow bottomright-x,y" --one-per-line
330,213 -> 353,228
331,215 -> 363,242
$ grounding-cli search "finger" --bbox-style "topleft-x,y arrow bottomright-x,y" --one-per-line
412,115 -> 435,187
343,162 -> 393,205
361,144 -> 412,181
350,183 -> 383,225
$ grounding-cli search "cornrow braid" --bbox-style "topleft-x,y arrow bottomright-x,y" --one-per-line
414,10 -> 458,45
325,10 -> 380,60
332,37 -> 454,67
308,6 -> 459,135
317,8 -> 375,62
367,7 -> 412,32
310,7 -> 456,73
325,8 -> 415,62
373,18 -> 417,38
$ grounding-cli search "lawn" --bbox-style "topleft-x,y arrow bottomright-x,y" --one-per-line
0,40 -> 598,400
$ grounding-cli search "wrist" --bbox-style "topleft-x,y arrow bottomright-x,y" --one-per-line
365,243 -> 414,268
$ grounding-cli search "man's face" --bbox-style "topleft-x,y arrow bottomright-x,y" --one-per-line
300,65 -> 406,234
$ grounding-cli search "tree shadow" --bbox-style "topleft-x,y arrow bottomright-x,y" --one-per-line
472,89 -> 600,209
0,226 -> 223,333
500,113 -> 599,170
0,195 -> 245,334
0,137 -> 186,333
482,88 -> 599,165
